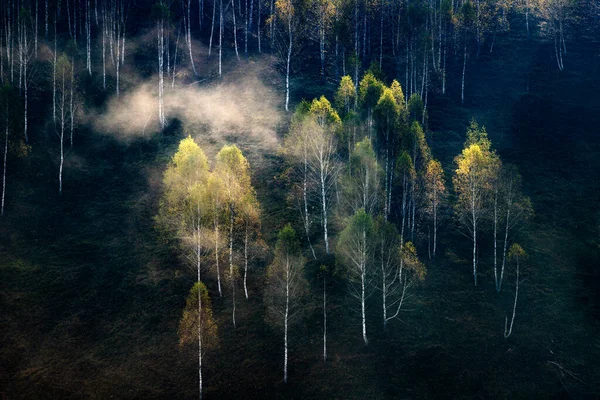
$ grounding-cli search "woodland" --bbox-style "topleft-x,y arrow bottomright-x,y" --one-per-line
0,0 -> 599,398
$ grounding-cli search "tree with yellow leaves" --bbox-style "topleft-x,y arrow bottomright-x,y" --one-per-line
424,159 -> 447,260
214,144 -> 256,326
453,121 -> 499,286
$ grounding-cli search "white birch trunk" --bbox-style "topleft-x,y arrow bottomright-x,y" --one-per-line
1,122 -> 7,216
285,17 -> 292,111
283,257 -> 289,383
503,257 -> 519,338
323,274 -> 327,362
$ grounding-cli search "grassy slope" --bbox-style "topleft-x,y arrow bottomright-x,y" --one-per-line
1,28 -> 599,399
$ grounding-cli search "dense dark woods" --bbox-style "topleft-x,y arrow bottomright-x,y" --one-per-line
0,0 -> 599,398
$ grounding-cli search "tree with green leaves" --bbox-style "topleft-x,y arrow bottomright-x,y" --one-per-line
374,86 -> 403,220
453,121 -> 499,286
284,101 -> 317,259
306,96 -> 341,254
337,208 -> 374,344
335,75 -> 356,117
504,243 -> 525,338
264,224 -> 308,383
395,150 -> 415,245
215,144 -> 254,326
179,282 -> 219,399
406,121 -> 431,241
358,71 -> 384,137
339,137 -> 382,217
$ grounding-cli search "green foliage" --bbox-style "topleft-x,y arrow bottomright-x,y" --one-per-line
337,209 -> 375,259
276,223 -> 300,256
264,224 -> 307,328
374,87 -> 401,136
178,282 -> 219,349
335,76 -> 356,116
400,242 -> 427,281
152,2 -> 171,21
390,80 -> 406,108
465,119 -> 492,152
407,93 -> 424,123
366,61 -> 385,82
359,73 -> 384,112
309,96 -> 342,128
508,243 -> 526,260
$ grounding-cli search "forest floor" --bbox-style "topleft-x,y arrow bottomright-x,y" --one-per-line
1,31 -> 599,399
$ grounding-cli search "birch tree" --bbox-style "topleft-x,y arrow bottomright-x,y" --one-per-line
374,86 -> 404,220
339,137 -> 381,217
358,71 -> 383,137
503,243 -> 525,338
337,208 -> 374,345
264,224 -> 308,383
453,121 -> 498,286
334,75 -> 356,117
205,173 -> 226,297
284,101 -> 317,259
376,219 -> 426,328
215,144 -> 254,326
423,158 -> 446,260
239,189 -> 263,299
0,84 -> 17,217
179,282 -> 218,399
153,2 -> 170,129
395,150 -> 415,246
55,54 -> 73,194
497,164 -> 533,291
306,97 -> 341,254
269,0 -> 303,111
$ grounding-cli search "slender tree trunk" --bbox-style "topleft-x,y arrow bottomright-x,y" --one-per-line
461,41 -> 466,105
320,167 -> 329,254
70,59 -> 74,147
504,257 -> 519,338
472,194 -> 477,286
219,0 -> 222,76
493,188 -> 498,290
215,222 -> 222,296
53,16 -> 57,120
229,209 -> 236,326
187,0 -> 197,75
285,18 -> 292,111
283,257 -> 290,383
232,0 -> 240,60
433,190 -> 437,259
196,224 -> 203,400
243,223 -> 249,299
323,274 -> 327,362
209,0 -> 216,56
1,122 -> 7,216
500,203 -> 511,291
361,231 -> 367,345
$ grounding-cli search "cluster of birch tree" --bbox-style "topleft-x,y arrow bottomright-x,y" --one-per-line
281,70 -> 534,367
157,65 -> 535,397
158,136 -> 265,398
